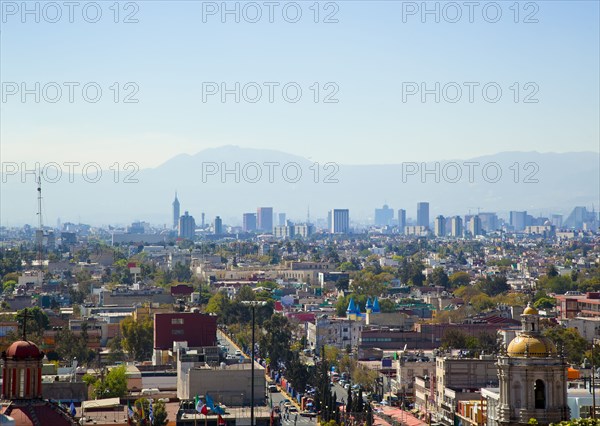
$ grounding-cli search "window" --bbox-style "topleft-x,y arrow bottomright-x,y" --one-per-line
171,318 -> 184,325
172,329 -> 184,335
534,380 -> 546,409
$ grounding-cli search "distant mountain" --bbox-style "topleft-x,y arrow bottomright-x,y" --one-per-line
1,146 -> 598,226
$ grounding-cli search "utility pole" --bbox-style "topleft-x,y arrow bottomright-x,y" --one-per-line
242,301 -> 267,426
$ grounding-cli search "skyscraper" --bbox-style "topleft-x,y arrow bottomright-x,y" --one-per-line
510,211 -> 527,231
417,202 -> 429,228
178,211 -> 196,239
469,215 -> 482,236
434,215 -> 446,237
278,213 -> 287,226
374,204 -> 394,226
243,213 -> 257,232
478,212 -> 498,232
214,216 -> 223,235
257,207 -> 273,233
172,192 -> 180,229
398,209 -> 406,233
330,209 -> 350,234
450,216 -> 463,237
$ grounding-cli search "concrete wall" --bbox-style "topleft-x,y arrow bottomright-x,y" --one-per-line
182,364 -> 266,406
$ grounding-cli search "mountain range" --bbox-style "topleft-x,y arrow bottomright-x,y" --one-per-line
1,146 -> 598,226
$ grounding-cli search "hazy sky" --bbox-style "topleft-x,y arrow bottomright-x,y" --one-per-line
1,0 -> 599,168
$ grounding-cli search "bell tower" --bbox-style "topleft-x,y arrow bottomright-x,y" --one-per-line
497,304 -> 569,425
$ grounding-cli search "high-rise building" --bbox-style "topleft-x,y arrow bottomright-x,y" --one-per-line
294,224 -> 315,239
551,214 -> 563,228
434,215 -> 446,237
374,204 -> 394,226
330,209 -> 350,234
510,211 -> 527,232
257,207 -> 273,233
478,212 -> 498,232
450,216 -> 463,237
278,213 -> 287,227
469,215 -> 482,236
172,192 -> 180,229
243,213 -> 257,232
178,211 -> 196,239
398,209 -> 406,233
214,216 -> 223,235
417,202 -> 429,228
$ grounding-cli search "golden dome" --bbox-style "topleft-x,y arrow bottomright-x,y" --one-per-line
523,305 -> 539,315
507,335 -> 557,357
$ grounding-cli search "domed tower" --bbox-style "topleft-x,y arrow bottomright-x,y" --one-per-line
0,310 -> 77,425
497,304 -> 569,425
1,340 -> 43,399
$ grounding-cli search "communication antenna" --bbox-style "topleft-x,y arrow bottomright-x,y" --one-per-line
36,174 -> 45,281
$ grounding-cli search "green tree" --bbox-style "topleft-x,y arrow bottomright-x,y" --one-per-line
543,326 -> 589,364
132,398 -> 168,426
476,275 -> 509,297
430,267 -> 449,288
236,285 -> 256,302
121,317 -> 153,362
84,365 -> 128,399
449,271 -> 471,288
16,307 -> 49,337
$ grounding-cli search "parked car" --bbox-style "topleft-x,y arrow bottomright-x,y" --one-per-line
268,385 -> 278,393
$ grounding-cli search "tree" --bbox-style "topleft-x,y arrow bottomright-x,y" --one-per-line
543,326 -> 589,364
236,285 -> 256,302
430,267 -> 449,288
476,275 -> 509,297
16,307 -> 49,337
132,398 -> 168,426
546,265 -> 559,278
121,316 -> 153,362
449,271 -> 470,288
84,365 -> 128,399
260,315 -> 293,370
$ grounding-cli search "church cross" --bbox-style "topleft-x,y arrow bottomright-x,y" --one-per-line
21,308 -> 29,341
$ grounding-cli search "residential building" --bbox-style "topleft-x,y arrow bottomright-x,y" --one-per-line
178,211 -> 196,239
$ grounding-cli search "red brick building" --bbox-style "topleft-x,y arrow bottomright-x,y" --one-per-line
153,312 -> 217,350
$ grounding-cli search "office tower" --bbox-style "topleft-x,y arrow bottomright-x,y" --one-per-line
257,207 -> 273,233
172,192 -> 180,229
243,213 -> 257,232
374,204 -> 394,226
398,209 -> 406,233
178,211 -> 196,239
478,212 -> 498,232
470,215 -> 482,236
327,211 -> 332,231
214,216 -> 223,235
510,211 -> 527,231
434,215 -> 446,237
201,212 -> 205,228
450,216 -> 463,237
551,214 -> 563,228
417,202 -> 430,228
278,213 -> 287,227
330,209 -> 350,234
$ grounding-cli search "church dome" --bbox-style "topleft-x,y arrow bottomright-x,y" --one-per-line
523,305 -> 539,315
5,340 -> 42,359
507,335 -> 557,357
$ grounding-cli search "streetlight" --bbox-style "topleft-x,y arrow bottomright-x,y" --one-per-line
242,300 -> 267,426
